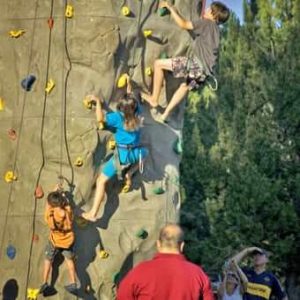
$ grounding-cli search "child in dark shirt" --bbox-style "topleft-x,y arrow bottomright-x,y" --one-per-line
142,1 -> 230,123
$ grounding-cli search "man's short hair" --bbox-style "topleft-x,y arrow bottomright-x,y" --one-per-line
158,224 -> 184,249
211,1 -> 230,24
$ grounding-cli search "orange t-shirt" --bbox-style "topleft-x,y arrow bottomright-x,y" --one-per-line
45,204 -> 74,249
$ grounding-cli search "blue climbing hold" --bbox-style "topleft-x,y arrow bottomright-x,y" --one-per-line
21,75 -> 36,91
6,245 -> 16,260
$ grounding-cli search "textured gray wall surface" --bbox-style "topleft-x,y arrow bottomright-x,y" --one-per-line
0,0 -> 200,299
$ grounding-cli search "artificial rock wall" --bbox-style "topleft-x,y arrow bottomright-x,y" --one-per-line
0,0 -> 201,299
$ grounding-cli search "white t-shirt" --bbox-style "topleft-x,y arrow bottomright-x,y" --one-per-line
222,286 -> 243,300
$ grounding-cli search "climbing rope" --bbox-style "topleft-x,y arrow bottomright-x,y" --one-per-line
24,0 -> 55,295
201,0 -> 207,17
0,0 -> 39,262
128,0 -> 144,78
24,0 -> 75,295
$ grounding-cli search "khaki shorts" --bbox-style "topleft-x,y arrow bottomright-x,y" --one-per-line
45,240 -> 74,262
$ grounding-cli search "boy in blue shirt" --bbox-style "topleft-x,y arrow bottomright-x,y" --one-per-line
230,247 -> 288,300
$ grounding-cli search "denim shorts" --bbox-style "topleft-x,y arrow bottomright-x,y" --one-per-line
45,240 -> 75,262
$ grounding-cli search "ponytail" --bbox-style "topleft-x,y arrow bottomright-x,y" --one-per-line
117,95 -> 140,131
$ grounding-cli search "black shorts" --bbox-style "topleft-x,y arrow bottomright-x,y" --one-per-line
45,240 -> 75,262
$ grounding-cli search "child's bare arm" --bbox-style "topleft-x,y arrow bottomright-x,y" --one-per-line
160,1 -> 193,30
87,95 -> 105,123
125,74 -> 132,94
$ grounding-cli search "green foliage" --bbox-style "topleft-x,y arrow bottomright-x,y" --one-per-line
180,0 -> 300,282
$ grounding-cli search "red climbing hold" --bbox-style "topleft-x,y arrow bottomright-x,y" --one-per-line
32,234 -> 39,242
48,17 -> 54,29
35,185 -> 44,199
8,129 -> 17,141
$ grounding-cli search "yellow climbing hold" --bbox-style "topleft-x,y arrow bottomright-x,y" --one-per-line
145,67 -> 152,76
9,29 -> 25,38
143,30 -> 152,38
121,6 -> 130,16
83,97 -> 96,109
74,157 -> 83,167
0,98 -> 5,111
107,140 -> 116,150
98,121 -> 104,130
45,79 -> 55,94
4,171 -> 17,183
27,288 -> 39,300
65,4 -> 74,18
117,74 -> 128,88
99,250 -> 109,259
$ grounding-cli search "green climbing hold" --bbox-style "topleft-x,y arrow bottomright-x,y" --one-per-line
112,272 -> 121,284
159,52 -> 168,59
153,187 -> 165,195
135,229 -> 148,239
158,7 -> 169,16
173,138 -> 183,155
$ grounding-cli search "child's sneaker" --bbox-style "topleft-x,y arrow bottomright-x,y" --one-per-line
39,282 -> 50,294
64,283 -> 78,295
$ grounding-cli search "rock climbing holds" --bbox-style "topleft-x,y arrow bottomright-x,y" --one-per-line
83,97 -> 96,109
4,171 -> 17,183
75,216 -> 89,228
107,140 -> 116,150
45,79 -> 55,94
8,129 -> 17,141
9,29 -> 25,38
159,52 -> 168,59
173,137 -> 182,155
135,228 -> 148,239
112,272 -> 120,284
117,73 -> 128,88
21,75 -> 36,91
74,157 -> 83,167
99,250 -> 109,259
145,67 -> 152,76
65,4 -> 74,18
121,6 -> 130,16
27,288 -> 39,300
158,7 -> 169,16
32,234 -> 39,242
98,122 -> 104,130
47,17 -> 54,29
35,185 -> 44,199
153,187 -> 165,195
0,97 -> 5,111
6,245 -> 16,260
143,30 -> 153,38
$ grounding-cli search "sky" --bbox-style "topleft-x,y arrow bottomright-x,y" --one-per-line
206,0 -> 244,21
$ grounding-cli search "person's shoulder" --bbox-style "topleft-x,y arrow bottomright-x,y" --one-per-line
183,260 -> 208,275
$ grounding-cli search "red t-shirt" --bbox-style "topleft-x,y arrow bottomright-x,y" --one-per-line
117,253 -> 214,300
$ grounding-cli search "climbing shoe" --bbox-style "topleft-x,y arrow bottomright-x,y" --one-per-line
64,283 -> 78,295
39,282 -> 50,294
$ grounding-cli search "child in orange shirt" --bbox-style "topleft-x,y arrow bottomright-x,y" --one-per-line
39,189 -> 78,296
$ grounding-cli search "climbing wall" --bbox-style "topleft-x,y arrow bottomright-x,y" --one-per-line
0,0 -> 201,299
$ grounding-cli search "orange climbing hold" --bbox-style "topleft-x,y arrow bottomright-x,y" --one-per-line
0,97 -> 5,111
4,171 -> 17,183
8,129 -> 17,141
32,234 -> 39,242
65,4 -> 74,18
35,185 -> 44,199
121,6 -> 130,16
47,17 -> 54,29
9,29 -> 25,38
143,30 -> 153,38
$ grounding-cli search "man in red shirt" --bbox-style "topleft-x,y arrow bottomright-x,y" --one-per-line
117,223 -> 214,300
